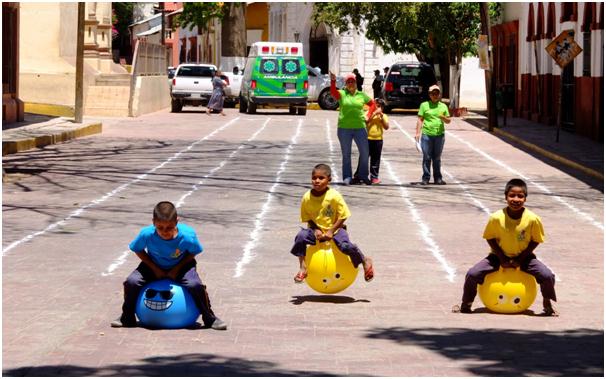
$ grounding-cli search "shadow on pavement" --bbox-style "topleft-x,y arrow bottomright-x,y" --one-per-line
290,295 -> 371,305
1,113 -> 61,131
364,326 -> 604,376
2,353 -> 348,376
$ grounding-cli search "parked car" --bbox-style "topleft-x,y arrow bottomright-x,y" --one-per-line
170,63 -> 217,112
307,66 -> 344,110
380,62 -> 437,112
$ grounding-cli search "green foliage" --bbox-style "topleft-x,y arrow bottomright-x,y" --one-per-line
112,2 -> 134,36
176,2 -> 228,31
313,2 -> 502,64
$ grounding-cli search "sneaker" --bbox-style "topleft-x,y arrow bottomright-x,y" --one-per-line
210,318 -> 228,330
435,179 -> 447,185
421,180 -> 429,185
351,177 -> 362,185
110,316 -> 137,328
362,178 -> 372,185
343,177 -> 352,185
371,178 -> 381,185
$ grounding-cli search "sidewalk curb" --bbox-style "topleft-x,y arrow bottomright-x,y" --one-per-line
492,127 -> 604,181
2,122 -> 102,156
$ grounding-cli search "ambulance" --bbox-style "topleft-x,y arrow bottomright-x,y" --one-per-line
239,42 -> 309,115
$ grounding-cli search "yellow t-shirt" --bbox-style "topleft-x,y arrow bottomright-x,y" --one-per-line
367,113 -> 389,140
300,188 -> 351,232
482,208 -> 545,258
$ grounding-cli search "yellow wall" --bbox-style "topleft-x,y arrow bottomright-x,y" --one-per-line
246,2 -> 268,41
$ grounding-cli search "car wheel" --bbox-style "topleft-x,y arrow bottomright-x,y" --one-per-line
171,99 -> 182,113
247,101 -> 257,114
297,103 -> 307,116
318,89 -> 338,110
239,96 -> 247,113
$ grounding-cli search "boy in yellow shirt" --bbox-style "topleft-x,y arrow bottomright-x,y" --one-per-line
454,179 -> 558,316
290,164 -> 374,283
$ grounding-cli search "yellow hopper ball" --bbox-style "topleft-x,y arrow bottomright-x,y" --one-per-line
304,240 -> 358,294
478,267 -> 537,314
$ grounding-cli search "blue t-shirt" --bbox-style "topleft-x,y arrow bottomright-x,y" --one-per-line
129,223 -> 203,270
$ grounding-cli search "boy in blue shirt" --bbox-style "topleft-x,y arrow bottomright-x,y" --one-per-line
111,201 -> 227,330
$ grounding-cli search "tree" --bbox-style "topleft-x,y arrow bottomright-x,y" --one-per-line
312,2 -> 501,108
176,2 -> 246,69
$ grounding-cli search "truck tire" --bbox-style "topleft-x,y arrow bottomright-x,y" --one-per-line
247,101 -> 257,114
318,89 -> 339,110
239,96 -> 247,113
289,105 -> 296,115
297,103 -> 307,116
171,99 -> 183,113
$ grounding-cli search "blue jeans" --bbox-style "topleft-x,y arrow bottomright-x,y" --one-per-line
421,134 -> 445,182
337,127 -> 369,181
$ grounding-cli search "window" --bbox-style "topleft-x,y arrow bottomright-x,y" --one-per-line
177,66 -> 215,77
561,3 -> 578,23
260,58 -> 279,74
281,59 -> 301,74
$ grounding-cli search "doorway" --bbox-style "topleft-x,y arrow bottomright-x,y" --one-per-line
561,62 -> 575,132
309,39 -> 328,74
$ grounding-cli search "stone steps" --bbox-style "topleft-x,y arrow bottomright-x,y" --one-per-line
84,85 -> 130,117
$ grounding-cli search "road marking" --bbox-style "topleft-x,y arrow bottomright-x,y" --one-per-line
102,117 -> 272,276
382,157 -> 457,282
3,117 -> 241,256
234,119 -> 302,278
446,129 -> 604,231
325,119 -> 340,182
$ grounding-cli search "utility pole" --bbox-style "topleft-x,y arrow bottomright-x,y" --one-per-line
479,2 -> 497,132
74,2 -> 85,123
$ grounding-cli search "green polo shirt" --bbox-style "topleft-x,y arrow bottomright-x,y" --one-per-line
337,89 -> 371,129
418,100 -> 450,136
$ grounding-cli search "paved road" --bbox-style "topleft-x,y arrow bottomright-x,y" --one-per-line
2,108 -> 603,376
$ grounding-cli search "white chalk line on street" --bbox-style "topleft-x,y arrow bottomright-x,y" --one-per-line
446,128 -> 603,231
102,117 -> 272,276
234,119 -> 303,278
325,119 -> 341,183
3,117 -> 241,257
382,157 -> 457,282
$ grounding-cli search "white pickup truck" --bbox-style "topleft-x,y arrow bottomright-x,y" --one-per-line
170,63 -> 242,112
307,66 -> 345,110
170,64 -> 217,112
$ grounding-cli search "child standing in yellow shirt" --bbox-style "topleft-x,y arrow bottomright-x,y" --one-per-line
365,99 -> 390,184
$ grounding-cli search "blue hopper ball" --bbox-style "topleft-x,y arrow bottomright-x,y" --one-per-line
135,279 -> 200,329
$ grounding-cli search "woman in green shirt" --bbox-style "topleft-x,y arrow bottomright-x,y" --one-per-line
415,84 -> 451,185
330,72 -> 376,185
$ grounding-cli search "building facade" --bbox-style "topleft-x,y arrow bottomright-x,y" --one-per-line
492,2 -> 604,141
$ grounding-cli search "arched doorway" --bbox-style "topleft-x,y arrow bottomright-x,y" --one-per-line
309,23 -> 329,74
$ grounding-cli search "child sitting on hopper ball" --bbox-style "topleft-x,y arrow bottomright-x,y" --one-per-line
453,179 -> 558,316
290,163 -> 374,283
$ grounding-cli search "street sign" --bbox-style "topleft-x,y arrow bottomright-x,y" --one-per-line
545,29 -> 582,68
